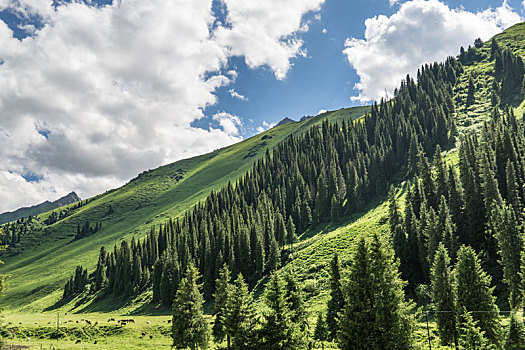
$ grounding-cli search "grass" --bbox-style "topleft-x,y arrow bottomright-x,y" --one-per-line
0,105 -> 369,313
2,22 -> 525,349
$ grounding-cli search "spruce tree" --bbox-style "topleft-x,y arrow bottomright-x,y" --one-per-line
459,309 -> 488,350
223,274 -> 258,350
466,76 -> 476,107
213,264 -> 231,345
338,235 -> 415,349
490,203 -> 524,308
259,272 -> 303,350
171,263 -> 210,350
430,244 -> 457,347
455,245 -> 502,347
326,253 -> 344,340
313,312 -> 328,350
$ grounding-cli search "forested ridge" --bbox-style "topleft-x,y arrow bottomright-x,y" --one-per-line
3,25 -> 525,349
62,54 -> 461,306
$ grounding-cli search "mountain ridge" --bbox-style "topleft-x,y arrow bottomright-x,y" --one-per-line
0,191 -> 81,225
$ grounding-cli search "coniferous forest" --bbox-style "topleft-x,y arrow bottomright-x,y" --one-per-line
3,20 -> 525,350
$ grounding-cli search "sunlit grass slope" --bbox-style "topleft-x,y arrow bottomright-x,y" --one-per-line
0,106 -> 369,312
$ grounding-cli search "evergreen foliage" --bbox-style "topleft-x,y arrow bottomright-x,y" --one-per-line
337,235 -> 415,349
430,243 -> 457,347
326,253 -> 344,340
171,263 -> 210,350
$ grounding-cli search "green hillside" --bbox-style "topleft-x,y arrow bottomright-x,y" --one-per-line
3,21 -> 525,350
0,106 -> 368,312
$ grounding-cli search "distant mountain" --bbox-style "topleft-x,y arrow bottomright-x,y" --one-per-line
0,192 -> 81,225
275,117 -> 296,127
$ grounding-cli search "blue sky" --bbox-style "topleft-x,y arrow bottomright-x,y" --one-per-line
202,0 -> 525,134
0,0 -> 523,211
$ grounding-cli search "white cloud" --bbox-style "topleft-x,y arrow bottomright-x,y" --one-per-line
317,109 -> 328,115
213,112 -> 243,136
214,0 -> 325,80
0,0 -> 322,212
322,28 -> 327,34
257,120 -> 276,133
343,0 -> 522,103
229,88 -> 248,101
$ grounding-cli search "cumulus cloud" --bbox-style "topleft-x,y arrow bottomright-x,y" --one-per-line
229,88 -> 248,101
317,109 -> 328,115
0,0 -> 322,212
213,112 -> 243,136
256,120 -> 276,133
214,0 -> 325,80
344,0 -> 522,103
321,28 -> 327,34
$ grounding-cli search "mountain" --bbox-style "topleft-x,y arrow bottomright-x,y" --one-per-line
275,117 -> 296,127
2,22 -> 525,327
0,191 -> 81,225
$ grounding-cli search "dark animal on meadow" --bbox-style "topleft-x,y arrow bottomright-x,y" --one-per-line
167,319 -> 171,324
76,320 -> 79,323
75,339 -> 81,344
94,340 -> 98,344
108,318 -> 115,322
141,331 -> 146,337
95,321 -> 98,326
149,334 -> 153,339
146,321 -> 150,324
121,322 -> 127,326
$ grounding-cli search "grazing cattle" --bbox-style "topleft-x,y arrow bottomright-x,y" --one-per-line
167,319 -> 172,324
146,321 -> 150,324
141,331 -> 146,337
76,320 -> 79,323
26,337 -> 30,342
108,318 -> 115,322
121,322 -> 127,326
75,339 -> 81,344
95,321 -> 98,326
94,340 -> 98,344
149,334 -> 153,340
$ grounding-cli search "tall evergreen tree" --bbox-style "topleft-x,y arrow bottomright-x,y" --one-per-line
338,235 -> 415,349
171,263 -> 210,350
223,274 -> 258,350
430,244 -> 458,347
213,264 -> 232,345
490,203 -> 524,309
326,253 -> 344,340
313,311 -> 328,350
455,245 -> 502,347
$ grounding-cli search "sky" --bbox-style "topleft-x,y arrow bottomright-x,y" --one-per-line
0,0 -> 524,212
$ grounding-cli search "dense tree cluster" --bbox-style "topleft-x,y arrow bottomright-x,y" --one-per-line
492,39 -> 525,101
62,55 -> 461,304
75,221 -> 101,240
62,265 -> 88,299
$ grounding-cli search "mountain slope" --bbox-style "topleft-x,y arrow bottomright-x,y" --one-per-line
0,192 -> 81,225
0,105 -> 369,311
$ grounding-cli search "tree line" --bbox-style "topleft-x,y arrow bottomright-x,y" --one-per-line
62,54 -> 461,304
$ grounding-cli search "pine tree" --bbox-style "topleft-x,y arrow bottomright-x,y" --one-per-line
171,263 -> 210,350
223,274 -> 258,350
490,203 -> 524,309
430,244 -> 458,347
466,76 -> 476,107
260,272 -> 303,350
338,234 -> 415,349
459,309 -> 488,350
455,245 -> 502,347
283,270 -> 309,347
213,264 -> 231,345
326,254 -> 344,340
313,312 -> 328,350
